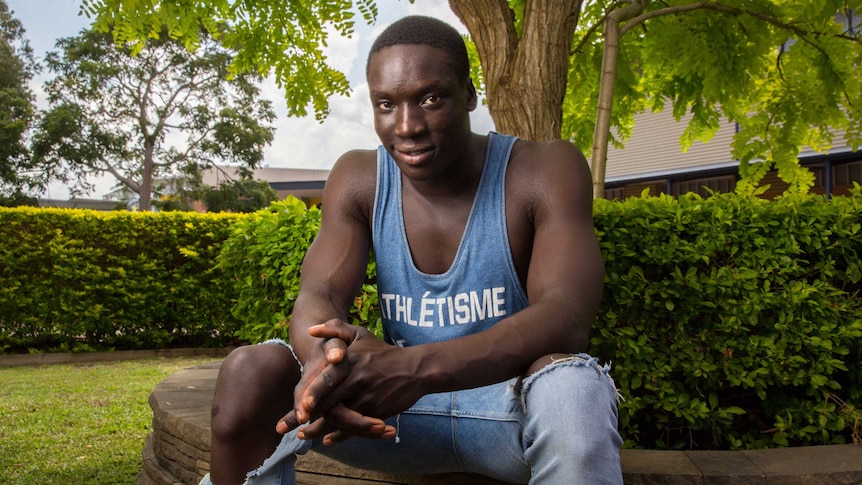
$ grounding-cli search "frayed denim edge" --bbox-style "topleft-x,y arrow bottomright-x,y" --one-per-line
517,353 -> 623,409
260,338 -> 303,373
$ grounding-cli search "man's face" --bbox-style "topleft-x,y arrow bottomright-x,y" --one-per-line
367,43 -> 477,181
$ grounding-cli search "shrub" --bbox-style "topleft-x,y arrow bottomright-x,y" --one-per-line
216,197 -> 380,343
220,190 -> 860,450
0,207 -> 244,351
590,190 -> 862,449
2,188 -> 860,451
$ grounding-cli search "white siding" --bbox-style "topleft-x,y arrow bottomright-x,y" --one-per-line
201,166 -> 329,186
605,103 -> 737,180
605,102 -> 858,182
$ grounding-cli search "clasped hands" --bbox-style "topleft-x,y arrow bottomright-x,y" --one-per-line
276,319 -> 419,445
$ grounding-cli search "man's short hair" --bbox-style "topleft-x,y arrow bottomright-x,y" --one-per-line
366,16 -> 470,81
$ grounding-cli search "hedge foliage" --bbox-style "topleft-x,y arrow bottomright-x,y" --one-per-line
591,190 -> 862,450
217,197 -> 380,343
0,207 -> 244,351
1,190 -> 860,450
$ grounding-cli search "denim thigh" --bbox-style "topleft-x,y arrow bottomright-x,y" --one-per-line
314,378 -> 531,483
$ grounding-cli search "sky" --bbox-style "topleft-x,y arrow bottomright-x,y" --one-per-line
6,0 -> 495,199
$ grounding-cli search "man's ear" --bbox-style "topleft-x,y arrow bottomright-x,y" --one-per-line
466,78 -> 478,111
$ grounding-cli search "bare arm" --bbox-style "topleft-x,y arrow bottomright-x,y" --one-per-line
278,150 -> 397,438
287,150 -> 375,364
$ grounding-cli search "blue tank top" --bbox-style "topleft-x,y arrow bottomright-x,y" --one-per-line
372,132 -> 529,347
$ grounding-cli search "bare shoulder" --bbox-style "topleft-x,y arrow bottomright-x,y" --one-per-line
507,138 -> 593,210
323,148 -> 378,224
510,138 -> 589,177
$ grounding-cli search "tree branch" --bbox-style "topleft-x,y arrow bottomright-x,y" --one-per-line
101,159 -> 140,192
571,0 -> 627,55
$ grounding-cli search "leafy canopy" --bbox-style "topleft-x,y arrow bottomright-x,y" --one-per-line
564,0 -> 862,195
80,0 -> 862,196
0,0 -> 40,205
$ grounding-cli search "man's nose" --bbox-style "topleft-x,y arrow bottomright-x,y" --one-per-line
395,105 -> 427,137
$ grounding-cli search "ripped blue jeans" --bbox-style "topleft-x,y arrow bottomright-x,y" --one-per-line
202,351 -> 623,485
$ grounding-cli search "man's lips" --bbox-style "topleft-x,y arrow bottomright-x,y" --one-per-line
395,146 -> 434,165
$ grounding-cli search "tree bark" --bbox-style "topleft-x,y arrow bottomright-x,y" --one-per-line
590,0 -> 646,198
140,139 -> 155,211
450,0 -> 583,142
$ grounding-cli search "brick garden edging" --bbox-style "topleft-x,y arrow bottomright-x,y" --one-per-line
0,347 -> 233,367
137,361 -> 862,485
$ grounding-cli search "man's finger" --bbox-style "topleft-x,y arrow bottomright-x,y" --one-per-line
308,319 -> 358,343
296,417 -> 337,440
276,409 -> 300,434
297,404 -> 395,442
322,337 -> 347,364
322,429 -> 353,445
292,360 -> 328,424
299,359 -> 352,418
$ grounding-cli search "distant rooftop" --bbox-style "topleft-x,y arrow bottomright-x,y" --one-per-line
39,198 -> 121,211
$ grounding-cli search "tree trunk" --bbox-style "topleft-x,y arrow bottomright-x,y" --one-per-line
139,140 -> 155,211
590,0 -> 647,198
450,0 -> 583,142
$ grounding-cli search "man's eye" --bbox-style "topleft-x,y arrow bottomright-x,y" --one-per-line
421,96 -> 441,106
377,101 -> 393,110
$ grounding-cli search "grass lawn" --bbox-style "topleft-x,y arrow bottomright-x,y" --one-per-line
0,356 -> 221,484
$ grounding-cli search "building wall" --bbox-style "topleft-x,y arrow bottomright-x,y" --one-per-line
202,166 -> 328,207
603,101 -> 860,199
38,198 -> 122,211
605,103 -> 737,181
201,166 -> 330,187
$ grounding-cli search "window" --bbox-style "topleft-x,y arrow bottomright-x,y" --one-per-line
834,160 -> 862,186
604,186 -> 625,200
671,175 -> 736,197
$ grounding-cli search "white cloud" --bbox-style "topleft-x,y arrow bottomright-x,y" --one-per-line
323,23 -> 362,74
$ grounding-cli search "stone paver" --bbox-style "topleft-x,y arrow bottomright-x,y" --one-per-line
686,450 -> 766,485
138,361 -> 862,485
741,444 -> 862,485
621,449 -> 702,484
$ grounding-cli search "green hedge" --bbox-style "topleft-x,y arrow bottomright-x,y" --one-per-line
0,207 -> 244,351
2,190 -> 860,450
591,191 -> 862,450
217,197 -> 380,343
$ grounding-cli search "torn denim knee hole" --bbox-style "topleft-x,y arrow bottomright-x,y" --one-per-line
259,338 -> 303,372
245,458 -> 266,481
518,353 -> 621,406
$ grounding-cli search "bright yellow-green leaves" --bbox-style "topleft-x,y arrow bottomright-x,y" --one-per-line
0,206 -> 245,351
569,0 -> 861,195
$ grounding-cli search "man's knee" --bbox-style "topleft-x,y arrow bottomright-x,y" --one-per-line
522,352 -> 619,405
212,344 -> 301,437
521,353 -> 623,459
219,343 -> 300,385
